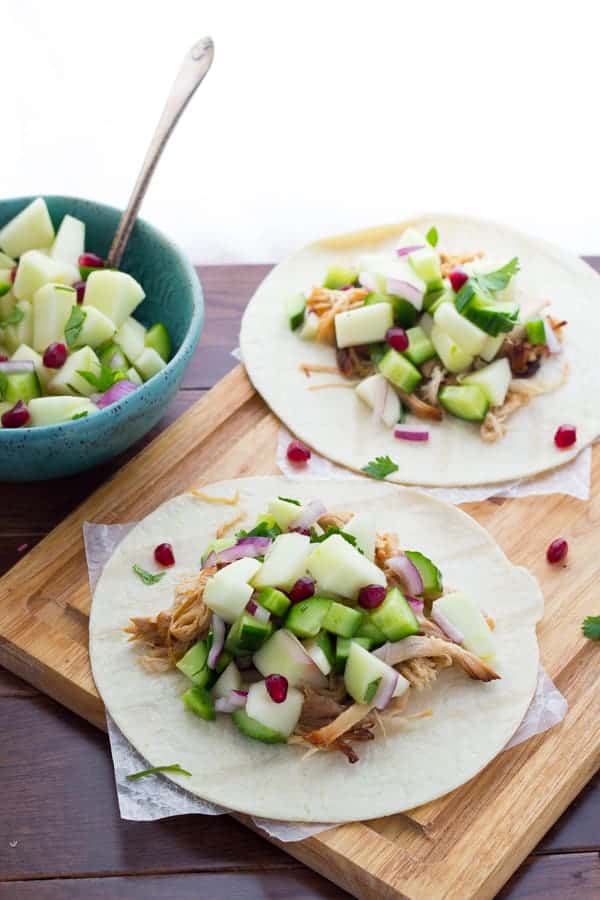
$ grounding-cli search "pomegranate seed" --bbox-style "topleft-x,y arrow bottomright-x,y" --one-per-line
74,280 -> 86,304
0,354 -> 8,362
386,326 -> 409,352
358,584 -> 386,609
290,527 -> 311,536
547,538 -> 568,564
9,266 -> 17,284
43,342 -> 68,369
154,542 -> 175,566
1,400 -> 30,428
449,269 -> 469,293
554,424 -> 576,449
288,576 -> 315,605
78,252 -> 104,269
266,674 -> 288,704
287,439 -> 311,464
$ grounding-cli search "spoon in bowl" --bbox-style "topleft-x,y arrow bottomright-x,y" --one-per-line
107,36 -> 214,268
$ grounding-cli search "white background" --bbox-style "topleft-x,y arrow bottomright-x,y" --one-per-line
5,0 -> 599,264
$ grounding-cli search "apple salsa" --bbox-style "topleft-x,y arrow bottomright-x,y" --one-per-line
126,496 -> 499,762
0,198 -> 172,428
289,226 -> 568,443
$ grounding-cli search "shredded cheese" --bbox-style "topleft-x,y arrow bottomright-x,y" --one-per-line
190,489 -> 240,505
307,381 -> 359,391
216,510 -> 246,538
299,363 -> 341,377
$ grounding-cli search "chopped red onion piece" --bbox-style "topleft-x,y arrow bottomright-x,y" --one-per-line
0,360 -> 35,375
386,278 -> 423,310
543,317 -> 562,354
245,599 -> 270,622
214,689 -> 248,714
358,271 -> 380,293
395,244 -> 425,257
373,667 -> 399,710
394,426 -> 429,442
288,499 -> 326,532
204,535 -> 272,568
431,607 -> 464,644
94,379 -> 138,409
387,554 -> 424,596
208,614 -> 225,668
407,596 -> 424,615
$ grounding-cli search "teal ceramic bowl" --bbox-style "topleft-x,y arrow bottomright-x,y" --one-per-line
0,196 -> 204,481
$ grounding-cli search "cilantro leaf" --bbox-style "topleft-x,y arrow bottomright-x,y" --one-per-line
71,411 -> 88,420
582,615 -> 600,641
64,306 -> 86,347
310,526 -> 358,548
132,563 -> 166,585
425,226 -> 438,248
126,763 -> 191,781
361,455 -> 399,480
278,496 -> 301,506
476,257 -> 520,293
0,306 -> 25,327
237,521 -> 282,540
77,363 -> 125,393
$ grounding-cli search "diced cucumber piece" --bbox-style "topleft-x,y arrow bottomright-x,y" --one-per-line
343,511 -> 376,561
72,305 -> 116,349
253,629 -> 327,688
423,285 -> 449,314
176,639 -> 209,681
214,650 -> 234,675
114,316 -> 147,362
370,587 -> 419,641
48,345 -> 101,397
298,310 -> 319,340
403,325 -> 436,366
430,323 -> 474,373
2,370 -> 41,405
322,600 -> 363,638
285,596 -> 332,639
32,283 -> 75,352
27,396 -> 98,426
438,384 -> 489,422
303,630 -> 334,675
267,497 -> 303,531
145,322 -> 172,362
355,618 -> 387,646
83,270 -> 145,327
50,215 -> 85,267
462,358 -> 511,407
479,333 -> 504,362
307,534 -> 386,599
3,300 -> 34,353
364,291 -> 418,329
211,661 -> 242,698
334,636 -> 373,673
251,532 -> 311,592
231,709 -> 286,743
323,265 -> 358,289
98,341 -> 129,371
526,319 -> 546,345
225,612 -> 273,654
355,373 -> 402,429
463,299 -> 520,336
335,302 -> 393,349
404,551 -> 443,600
286,293 -> 306,331
13,251 -> 78,301
378,348 -> 422,393
182,685 -> 215,721
256,587 -> 291,617
434,591 -> 495,660
134,347 -> 167,381
246,680 -> 304,737
10,344 -> 53,391
126,366 -> 143,386
434,302 -> 488,356
0,198 -> 55,258
344,641 -> 406,704
203,558 -> 262,623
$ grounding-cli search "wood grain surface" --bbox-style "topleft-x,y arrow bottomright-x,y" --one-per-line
0,263 -> 598,899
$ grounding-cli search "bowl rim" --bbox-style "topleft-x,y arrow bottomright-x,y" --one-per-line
0,195 -> 203,439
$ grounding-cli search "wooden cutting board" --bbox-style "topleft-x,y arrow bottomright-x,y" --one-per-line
0,364 -> 598,900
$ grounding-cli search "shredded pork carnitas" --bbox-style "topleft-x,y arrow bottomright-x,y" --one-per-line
317,510 -> 353,531
125,566 -> 215,669
439,250 -> 483,277
375,636 -> 500,682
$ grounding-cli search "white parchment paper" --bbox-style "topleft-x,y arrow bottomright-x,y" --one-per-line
84,521 -> 567,842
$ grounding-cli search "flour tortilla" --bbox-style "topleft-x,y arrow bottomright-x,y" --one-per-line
89,476 -> 542,822
240,214 -> 600,486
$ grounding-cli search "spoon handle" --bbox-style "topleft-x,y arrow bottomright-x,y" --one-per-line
107,36 -> 214,268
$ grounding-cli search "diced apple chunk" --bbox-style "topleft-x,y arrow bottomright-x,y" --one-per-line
307,534 -> 386,599
0,198 -> 55,258
462,358 -> 511,407
251,532 -> 311,591
434,302 -> 488,356
0,252 -> 16,269
28,396 -> 98,427
32,283 -> 76,352
335,302 -> 393,348
253,629 -> 327,689
48,345 -> 101,397
203,558 -> 262,623
245,680 -> 303,737
434,592 -> 495,660
72,306 -> 116,349
343,512 -> 376,561
3,300 -> 33,353
479,333 -> 504,362
355,373 -> 401,428
126,366 -> 143,386
83,270 -> 145,327
134,347 -> 167,381
50,215 -> 85,267
430,323 -> 473,373
114,316 -> 147,362
267,497 -> 303,531
13,250 -> 78,301
10,344 -> 53,390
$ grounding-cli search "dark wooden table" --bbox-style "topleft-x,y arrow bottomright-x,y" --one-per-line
0,265 -> 598,900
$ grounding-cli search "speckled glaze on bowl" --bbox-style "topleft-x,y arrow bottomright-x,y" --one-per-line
0,196 -> 203,481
